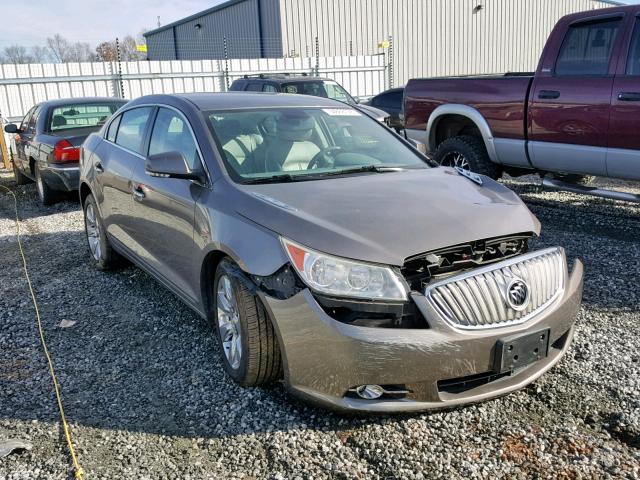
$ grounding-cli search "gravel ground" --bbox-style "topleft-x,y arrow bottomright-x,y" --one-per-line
0,169 -> 638,479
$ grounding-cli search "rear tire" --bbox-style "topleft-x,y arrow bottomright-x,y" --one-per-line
552,173 -> 595,186
34,164 -> 58,206
213,258 -> 282,387
433,135 -> 502,180
12,161 -> 31,185
83,194 -> 122,270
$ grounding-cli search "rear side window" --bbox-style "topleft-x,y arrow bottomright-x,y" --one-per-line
115,107 -> 153,154
106,115 -> 121,142
263,84 -> 277,92
246,83 -> 263,92
626,19 -> 640,75
555,18 -> 621,76
148,108 -> 199,169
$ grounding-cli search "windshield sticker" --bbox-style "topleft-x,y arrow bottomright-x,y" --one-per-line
322,108 -> 361,116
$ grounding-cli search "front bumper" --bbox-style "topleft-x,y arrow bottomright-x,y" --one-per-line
40,163 -> 79,192
261,259 -> 583,413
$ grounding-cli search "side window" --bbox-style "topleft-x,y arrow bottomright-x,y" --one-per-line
263,84 -> 277,92
115,107 -> 153,154
106,114 -> 121,142
19,107 -> 35,132
148,108 -> 199,169
555,18 -> 621,76
627,20 -> 640,75
246,82 -> 263,92
26,106 -> 40,134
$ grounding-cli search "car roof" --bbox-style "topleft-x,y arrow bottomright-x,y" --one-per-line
38,97 -> 127,108
238,76 -> 334,84
128,92 -> 353,111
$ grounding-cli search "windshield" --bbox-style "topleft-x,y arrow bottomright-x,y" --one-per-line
207,107 -> 429,184
281,81 -> 356,106
48,102 -> 125,132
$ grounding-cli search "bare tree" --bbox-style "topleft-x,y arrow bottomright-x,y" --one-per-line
95,41 -> 118,61
1,45 -> 34,64
30,45 -> 52,63
67,41 -> 95,62
46,34 -> 70,62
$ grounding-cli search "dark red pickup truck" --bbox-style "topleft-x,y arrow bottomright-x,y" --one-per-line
404,4 -> 640,192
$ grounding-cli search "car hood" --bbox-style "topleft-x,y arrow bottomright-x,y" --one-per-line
356,104 -> 388,122
235,167 -> 540,267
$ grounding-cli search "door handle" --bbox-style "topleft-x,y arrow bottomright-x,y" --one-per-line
538,90 -> 561,100
95,162 -> 104,173
617,92 -> 640,102
132,184 -> 146,201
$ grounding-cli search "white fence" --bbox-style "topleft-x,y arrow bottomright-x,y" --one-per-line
0,55 -> 387,123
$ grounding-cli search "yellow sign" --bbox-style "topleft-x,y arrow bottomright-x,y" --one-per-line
378,40 -> 390,49
136,44 -> 147,52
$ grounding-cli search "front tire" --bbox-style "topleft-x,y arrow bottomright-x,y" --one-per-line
83,194 -> 122,270
213,259 -> 282,387
34,164 -> 58,206
433,135 -> 502,180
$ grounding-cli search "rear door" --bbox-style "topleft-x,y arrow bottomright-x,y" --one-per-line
94,106 -> 154,248
128,106 -> 205,303
608,15 -> 640,180
528,15 -> 624,176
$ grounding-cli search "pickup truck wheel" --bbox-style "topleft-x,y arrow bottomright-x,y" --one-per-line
213,259 -> 282,387
553,174 -> 595,186
35,164 -> 59,206
12,162 -> 31,185
83,194 -> 123,270
434,135 -> 502,180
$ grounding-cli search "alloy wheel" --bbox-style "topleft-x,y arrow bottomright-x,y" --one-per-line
217,275 -> 243,369
441,151 -> 470,170
85,203 -> 102,261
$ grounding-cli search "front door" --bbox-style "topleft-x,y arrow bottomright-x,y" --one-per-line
13,106 -> 36,173
528,16 -> 623,176
129,107 -> 204,303
608,17 -> 640,180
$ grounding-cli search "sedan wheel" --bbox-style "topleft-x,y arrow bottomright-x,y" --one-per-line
216,275 -> 243,370
34,165 -> 58,205
213,259 -> 282,386
84,202 -> 102,262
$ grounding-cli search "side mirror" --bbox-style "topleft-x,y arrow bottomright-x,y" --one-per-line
145,151 -> 205,182
4,124 -> 19,134
408,138 -> 428,155
352,96 -> 361,104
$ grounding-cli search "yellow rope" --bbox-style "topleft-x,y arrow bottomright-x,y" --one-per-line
1,184 -> 85,479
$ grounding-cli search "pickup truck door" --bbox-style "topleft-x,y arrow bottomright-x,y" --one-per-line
608,17 -> 640,180
528,16 -> 624,176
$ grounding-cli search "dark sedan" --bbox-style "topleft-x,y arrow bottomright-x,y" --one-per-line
363,87 -> 404,131
4,97 -> 127,204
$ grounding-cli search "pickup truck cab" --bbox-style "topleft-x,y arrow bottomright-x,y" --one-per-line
404,5 -> 640,186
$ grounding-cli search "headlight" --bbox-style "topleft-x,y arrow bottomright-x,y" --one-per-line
281,238 -> 408,301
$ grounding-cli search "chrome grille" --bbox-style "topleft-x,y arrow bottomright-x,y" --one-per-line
425,247 -> 566,330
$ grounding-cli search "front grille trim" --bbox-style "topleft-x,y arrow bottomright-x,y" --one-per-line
424,247 -> 567,330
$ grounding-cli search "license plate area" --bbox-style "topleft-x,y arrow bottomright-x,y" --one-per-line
494,329 -> 550,374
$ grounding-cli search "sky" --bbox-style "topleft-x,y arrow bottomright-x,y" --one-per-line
0,0 -> 224,48
1,0 -> 640,49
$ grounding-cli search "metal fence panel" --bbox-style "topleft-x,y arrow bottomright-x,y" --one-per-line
0,54 -> 386,123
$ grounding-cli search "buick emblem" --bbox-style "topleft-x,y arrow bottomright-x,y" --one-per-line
506,278 -> 530,311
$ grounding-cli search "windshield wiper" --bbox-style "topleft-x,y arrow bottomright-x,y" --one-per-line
241,173 -> 297,184
241,165 -> 406,184
320,165 -> 407,176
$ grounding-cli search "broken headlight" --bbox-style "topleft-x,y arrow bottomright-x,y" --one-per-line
281,237 -> 408,301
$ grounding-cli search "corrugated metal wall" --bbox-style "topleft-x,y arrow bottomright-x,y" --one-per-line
277,0 -> 616,85
146,0 -> 284,60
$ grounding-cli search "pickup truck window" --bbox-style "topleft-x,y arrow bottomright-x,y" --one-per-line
555,18 -> 621,76
627,20 -> 640,75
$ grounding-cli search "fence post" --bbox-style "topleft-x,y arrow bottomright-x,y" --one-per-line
223,36 -> 230,91
314,36 -> 319,76
0,113 -> 10,170
115,37 -> 125,99
388,35 -> 394,89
